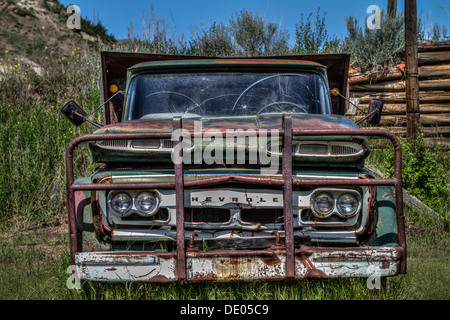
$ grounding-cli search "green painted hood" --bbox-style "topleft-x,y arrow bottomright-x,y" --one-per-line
94,113 -> 358,134
89,113 -> 369,167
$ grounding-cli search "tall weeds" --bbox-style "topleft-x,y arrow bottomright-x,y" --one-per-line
0,45 -> 102,229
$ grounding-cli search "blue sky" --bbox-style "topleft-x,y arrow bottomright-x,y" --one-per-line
59,0 -> 449,42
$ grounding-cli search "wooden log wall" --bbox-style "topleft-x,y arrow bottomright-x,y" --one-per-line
348,40 -> 450,150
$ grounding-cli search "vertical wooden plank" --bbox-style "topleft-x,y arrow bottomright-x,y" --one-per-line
405,0 -> 420,140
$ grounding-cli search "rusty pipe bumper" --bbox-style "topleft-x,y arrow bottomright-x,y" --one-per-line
74,246 -> 405,282
66,116 -> 406,282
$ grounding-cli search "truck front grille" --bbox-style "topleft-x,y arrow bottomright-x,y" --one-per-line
185,208 -> 230,223
240,209 -> 284,224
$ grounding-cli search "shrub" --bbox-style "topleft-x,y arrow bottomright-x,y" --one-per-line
294,8 -> 343,54
125,6 -> 188,55
190,22 -> 236,57
345,10 -> 404,72
384,134 -> 450,212
229,9 -> 290,56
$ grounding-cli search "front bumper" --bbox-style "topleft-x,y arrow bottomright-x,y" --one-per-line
75,246 -> 404,282
66,117 -> 406,282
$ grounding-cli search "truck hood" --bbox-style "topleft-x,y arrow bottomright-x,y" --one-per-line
95,113 -> 358,133
89,113 -> 369,167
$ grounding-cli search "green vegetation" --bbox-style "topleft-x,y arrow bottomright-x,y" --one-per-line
386,135 -> 450,216
345,10 -> 405,72
228,9 -> 290,56
294,8 -> 343,54
368,134 -> 450,223
0,47 -> 101,229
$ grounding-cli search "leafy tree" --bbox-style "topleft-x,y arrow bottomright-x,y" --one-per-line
190,22 -> 235,57
229,9 -> 289,56
345,10 -> 404,72
294,8 -> 342,54
125,6 -> 189,55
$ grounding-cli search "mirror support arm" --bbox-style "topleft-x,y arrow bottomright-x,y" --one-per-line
355,107 -> 380,125
88,90 -> 125,118
73,111 -> 102,128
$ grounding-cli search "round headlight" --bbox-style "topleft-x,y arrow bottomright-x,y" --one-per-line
337,193 -> 359,216
110,192 -> 132,216
312,192 -> 334,217
135,192 -> 159,216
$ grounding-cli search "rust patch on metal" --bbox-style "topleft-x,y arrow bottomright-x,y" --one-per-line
190,273 -> 219,282
147,275 -> 173,283
304,269 -> 328,279
92,191 -> 112,244
259,254 -> 282,266
296,248 -> 327,279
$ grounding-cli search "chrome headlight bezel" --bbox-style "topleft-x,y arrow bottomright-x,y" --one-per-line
311,192 -> 335,217
336,193 -> 360,217
135,191 -> 160,216
310,188 -> 362,219
108,190 -> 161,218
109,192 -> 133,217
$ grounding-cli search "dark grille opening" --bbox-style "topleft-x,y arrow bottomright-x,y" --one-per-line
240,209 -> 284,224
120,208 -> 169,222
185,208 -> 230,223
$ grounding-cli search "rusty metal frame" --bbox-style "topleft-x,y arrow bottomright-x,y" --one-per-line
65,115 -> 406,281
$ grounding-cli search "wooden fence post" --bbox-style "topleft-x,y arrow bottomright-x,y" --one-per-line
405,0 -> 420,141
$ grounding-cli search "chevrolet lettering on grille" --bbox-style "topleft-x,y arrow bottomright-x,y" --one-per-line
189,190 -> 282,207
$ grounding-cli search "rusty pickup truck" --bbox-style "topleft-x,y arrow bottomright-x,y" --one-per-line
62,51 -> 406,282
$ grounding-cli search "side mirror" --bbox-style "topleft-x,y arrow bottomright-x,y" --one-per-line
61,100 -> 87,126
367,99 -> 383,125
61,100 -> 102,128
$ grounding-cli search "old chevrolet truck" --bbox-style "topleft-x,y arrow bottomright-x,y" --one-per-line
62,51 -> 406,282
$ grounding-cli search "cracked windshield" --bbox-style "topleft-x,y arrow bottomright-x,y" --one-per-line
126,72 -> 330,120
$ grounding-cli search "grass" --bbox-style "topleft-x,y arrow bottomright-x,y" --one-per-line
0,206 -> 447,300
0,44 -> 448,301
0,46 -> 101,229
